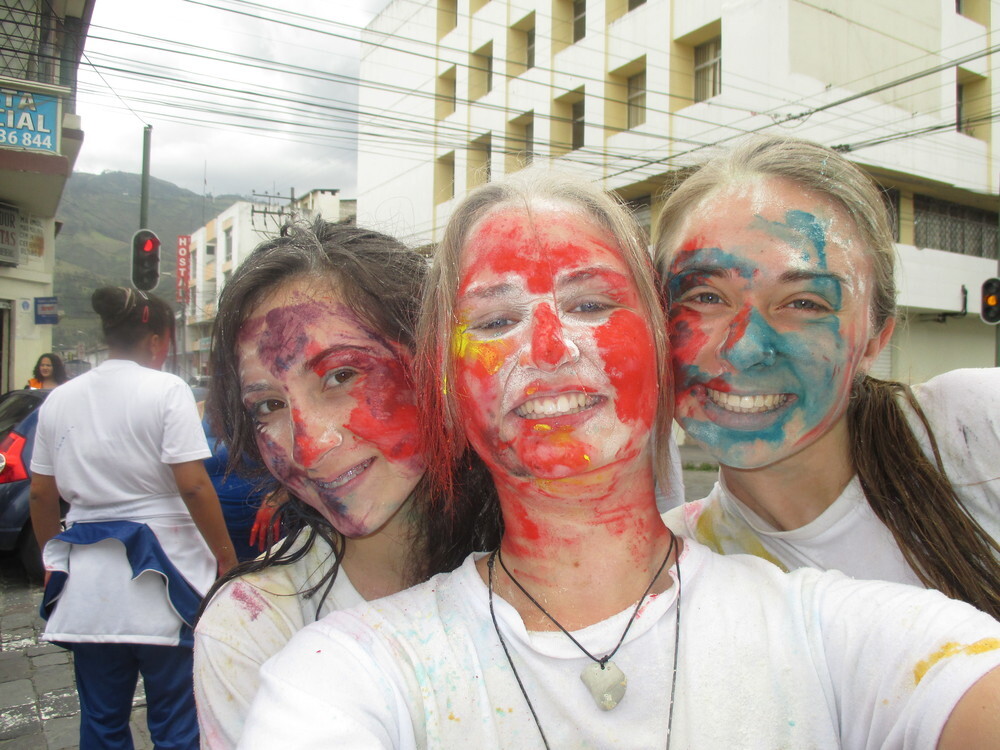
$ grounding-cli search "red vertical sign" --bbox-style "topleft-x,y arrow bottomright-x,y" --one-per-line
176,235 -> 191,304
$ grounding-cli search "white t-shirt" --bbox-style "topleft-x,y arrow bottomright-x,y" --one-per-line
663,368 -> 1000,582
195,534 -> 362,749
240,541 -> 1000,750
31,359 -> 214,645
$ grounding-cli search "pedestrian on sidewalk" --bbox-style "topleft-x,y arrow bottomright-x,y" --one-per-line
28,286 -> 238,750
657,135 -> 1000,617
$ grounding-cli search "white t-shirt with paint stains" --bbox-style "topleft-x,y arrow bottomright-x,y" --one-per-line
194,534 -> 362,749
239,540 -> 1000,750
663,367 -> 1000,580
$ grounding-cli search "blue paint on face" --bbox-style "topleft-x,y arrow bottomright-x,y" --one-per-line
668,197 -> 871,470
750,210 -> 829,269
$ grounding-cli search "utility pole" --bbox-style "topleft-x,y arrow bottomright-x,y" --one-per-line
140,125 -> 152,229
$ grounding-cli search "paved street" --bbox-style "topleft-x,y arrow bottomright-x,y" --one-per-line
0,447 -> 716,749
0,558 -> 152,750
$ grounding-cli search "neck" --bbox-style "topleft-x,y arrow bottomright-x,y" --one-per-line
340,503 -> 416,601
721,417 -> 855,530
481,452 -> 675,631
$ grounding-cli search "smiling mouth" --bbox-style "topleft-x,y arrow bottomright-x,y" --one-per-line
515,393 -> 600,419
314,457 -> 374,490
706,388 -> 789,414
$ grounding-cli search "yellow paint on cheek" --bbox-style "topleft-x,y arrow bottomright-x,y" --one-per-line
913,638 -> 1000,685
451,324 -> 508,374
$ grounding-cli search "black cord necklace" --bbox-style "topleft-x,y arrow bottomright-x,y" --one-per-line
487,533 -> 682,749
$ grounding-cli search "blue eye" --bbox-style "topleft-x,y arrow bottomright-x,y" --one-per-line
571,300 -> 611,314
786,298 -> 830,312
687,291 -> 724,305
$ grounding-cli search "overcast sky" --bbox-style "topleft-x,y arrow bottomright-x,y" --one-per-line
75,0 -> 391,198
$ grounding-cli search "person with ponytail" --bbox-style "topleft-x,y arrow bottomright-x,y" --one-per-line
28,287 -> 236,749
655,134 -> 1000,618
193,220 -> 498,749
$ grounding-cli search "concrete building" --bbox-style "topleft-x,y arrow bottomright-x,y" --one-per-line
178,189 -> 356,380
358,0 -> 1000,382
0,0 -> 94,391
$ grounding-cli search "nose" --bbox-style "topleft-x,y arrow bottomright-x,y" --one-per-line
290,406 -> 344,468
719,306 -> 779,371
524,303 -> 579,371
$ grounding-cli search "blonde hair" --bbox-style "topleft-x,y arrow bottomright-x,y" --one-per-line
415,168 -> 672,499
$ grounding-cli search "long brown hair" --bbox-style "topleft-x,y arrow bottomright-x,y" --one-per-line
654,135 -> 1000,617
198,219 -> 498,620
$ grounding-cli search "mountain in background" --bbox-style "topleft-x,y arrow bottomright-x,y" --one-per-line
54,172 -> 241,351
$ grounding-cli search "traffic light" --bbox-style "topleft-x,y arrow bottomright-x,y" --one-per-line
982,278 -> 1000,325
131,229 -> 161,291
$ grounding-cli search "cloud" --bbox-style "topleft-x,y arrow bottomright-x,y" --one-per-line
75,0 -> 388,197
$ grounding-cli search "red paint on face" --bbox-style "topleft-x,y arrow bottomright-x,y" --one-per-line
453,206 -> 658,485
529,303 -> 572,369
238,279 -> 426,537
593,309 -> 656,427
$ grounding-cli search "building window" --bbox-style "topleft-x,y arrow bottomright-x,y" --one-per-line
627,70 -> 646,129
436,66 -> 457,119
435,152 -> 455,204
572,99 -> 585,150
470,42 -> 493,99
437,0 -> 457,38
573,0 -> 586,42
914,194 -> 998,259
468,134 -> 492,188
508,14 -> 535,77
694,36 -> 722,102
507,112 -> 535,171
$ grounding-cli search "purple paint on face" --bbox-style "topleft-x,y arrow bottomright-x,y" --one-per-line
237,277 -> 426,538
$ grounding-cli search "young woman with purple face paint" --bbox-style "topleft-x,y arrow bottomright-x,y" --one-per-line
193,221 -> 498,749
240,172 -> 1000,750
656,135 -> 1000,618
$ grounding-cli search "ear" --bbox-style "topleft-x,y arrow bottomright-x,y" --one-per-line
858,317 -> 896,374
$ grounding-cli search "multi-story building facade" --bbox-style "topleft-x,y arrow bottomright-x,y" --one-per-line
178,189 -> 355,380
0,0 -> 94,390
358,0 -> 1000,382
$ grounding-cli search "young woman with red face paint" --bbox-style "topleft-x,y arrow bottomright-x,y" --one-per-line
241,173 -> 1000,750
193,220 -> 498,749
656,135 -> 1000,620
29,287 -> 237,750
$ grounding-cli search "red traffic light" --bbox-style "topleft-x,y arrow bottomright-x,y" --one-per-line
131,229 -> 161,292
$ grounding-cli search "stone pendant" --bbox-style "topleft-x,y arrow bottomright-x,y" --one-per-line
580,661 -> 627,710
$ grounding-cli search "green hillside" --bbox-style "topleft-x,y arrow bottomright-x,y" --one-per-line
54,172 -> 241,350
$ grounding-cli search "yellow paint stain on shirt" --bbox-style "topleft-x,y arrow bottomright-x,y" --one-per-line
693,501 -> 786,570
913,638 -> 1000,685
448,712 -> 461,722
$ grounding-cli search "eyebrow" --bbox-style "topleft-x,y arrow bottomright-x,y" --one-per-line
460,282 -> 517,300
670,265 -> 730,280
304,344 -> 381,372
778,269 -> 846,285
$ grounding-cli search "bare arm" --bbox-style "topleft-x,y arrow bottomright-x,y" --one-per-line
938,665 -> 1000,749
170,460 -> 238,575
29,473 -> 61,550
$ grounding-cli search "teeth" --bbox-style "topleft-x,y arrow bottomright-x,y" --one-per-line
707,389 -> 788,414
516,393 -> 595,419
316,458 -> 373,490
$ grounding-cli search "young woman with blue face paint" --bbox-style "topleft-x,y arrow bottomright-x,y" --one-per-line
656,135 -> 1000,618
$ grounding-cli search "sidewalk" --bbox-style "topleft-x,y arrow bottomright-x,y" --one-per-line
0,557 -> 152,749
